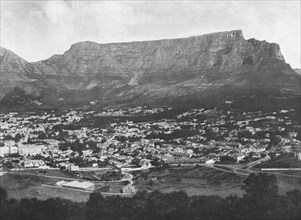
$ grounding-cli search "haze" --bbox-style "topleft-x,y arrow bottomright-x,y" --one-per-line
0,0 -> 300,68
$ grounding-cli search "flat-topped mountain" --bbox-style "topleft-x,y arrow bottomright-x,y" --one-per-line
1,30 -> 300,109
294,69 -> 301,75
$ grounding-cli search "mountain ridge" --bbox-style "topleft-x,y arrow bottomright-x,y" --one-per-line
0,30 -> 300,110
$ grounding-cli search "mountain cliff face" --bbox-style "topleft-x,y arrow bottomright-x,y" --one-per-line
0,47 -> 41,100
1,30 -> 300,109
0,47 -> 62,108
294,69 -> 301,75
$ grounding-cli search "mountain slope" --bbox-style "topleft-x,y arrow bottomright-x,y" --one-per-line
0,47 -> 62,109
294,69 -> 301,75
1,30 -> 300,109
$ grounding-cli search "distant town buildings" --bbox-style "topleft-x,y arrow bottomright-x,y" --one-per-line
0,106 -> 300,194
18,144 -> 44,156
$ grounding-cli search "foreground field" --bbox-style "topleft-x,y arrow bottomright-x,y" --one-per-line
133,166 -> 246,197
1,165 -> 301,202
0,173 -> 91,202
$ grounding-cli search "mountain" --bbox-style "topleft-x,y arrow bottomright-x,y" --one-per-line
1,30 -> 300,110
294,69 -> 301,75
0,47 -> 62,109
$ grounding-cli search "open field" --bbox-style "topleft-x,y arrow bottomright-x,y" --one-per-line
133,165 -> 301,197
213,164 -> 301,195
1,165 -> 301,202
0,171 -> 130,202
133,166 -> 246,197
0,173 -> 91,202
16,169 -> 75,178
276,174 -> 301,194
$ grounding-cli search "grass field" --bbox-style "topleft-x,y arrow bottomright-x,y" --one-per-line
1,166 -> 300,202
0,173 -> 91,202
16,169 -> 80,179
133,166 -> 246,197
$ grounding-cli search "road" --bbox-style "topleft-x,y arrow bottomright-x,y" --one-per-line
206,162 -> 301,179
7,169 -> 134,186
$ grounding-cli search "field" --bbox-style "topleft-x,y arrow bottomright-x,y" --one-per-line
0,170 -> 129,202
133,166 -> 246,197
0,173 -> 91,202
1,165 -> 301,202
274,173 -> 301,194
15,169 -> 76,179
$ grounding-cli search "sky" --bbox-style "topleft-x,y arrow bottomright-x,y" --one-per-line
0,0 -> 300,68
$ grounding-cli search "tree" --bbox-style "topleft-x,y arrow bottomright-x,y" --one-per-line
0,187 -> 7,201
14,133 -> 23,142
285,189 -> 301,219
242,173 -> 278,217
4,161 -> 13,169
37,132 -> 47,139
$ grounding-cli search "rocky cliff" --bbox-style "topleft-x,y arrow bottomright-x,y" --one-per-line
294,69 -> 301,75
1,30 -> 300,108
0,47 -> 62,108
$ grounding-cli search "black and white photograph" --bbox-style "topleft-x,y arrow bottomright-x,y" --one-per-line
0,0 -> 300,219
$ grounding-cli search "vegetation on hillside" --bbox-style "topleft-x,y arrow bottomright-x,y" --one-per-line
0,173 -> 300,220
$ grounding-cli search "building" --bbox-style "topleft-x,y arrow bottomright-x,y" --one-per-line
23,160 -> 47,168
70,165 -> 79,171
294,146 -> 301,160
171,151 -> 190,158
82,149 -> 93,157
121,164 -> 141,172
122,185 -> 136,194
3,140 -> 16,148
139,159 -> 153,169
56,180 -> 67,186
0,146 -> 18,157
61,181 -> 94,191
18,144 -> 44,156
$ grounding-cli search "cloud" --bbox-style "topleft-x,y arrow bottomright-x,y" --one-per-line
0,0 -> 300,68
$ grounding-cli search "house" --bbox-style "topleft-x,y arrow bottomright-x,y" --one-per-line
70,165 -> 79,171
56,180 -> 68,186
23,160 -> 47,168
205,159 -> 216,165
139,159 -> 153,169
4,140 -> 16,148
82,149 -> 93,157
294,146 -> 301,160
171,151 -> 190,158
122,185 -> 136,194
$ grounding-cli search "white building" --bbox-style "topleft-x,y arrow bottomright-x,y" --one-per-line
122,185 -> 136,194
70,165 -> 79,171
61,181 -> 94,191
23,160 -> 47,168
3,140 -> 16,147
18,144 -> 44,156
0,146 -> 18,157
295,146 -> 301,160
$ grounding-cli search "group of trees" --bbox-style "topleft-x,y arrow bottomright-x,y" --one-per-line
0,173 -> 300,220
58,140 -> 100,154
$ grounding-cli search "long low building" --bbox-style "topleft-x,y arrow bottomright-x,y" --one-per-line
61,180 -> 95,191
0,146 -> 18,157
18,144 -> 44,156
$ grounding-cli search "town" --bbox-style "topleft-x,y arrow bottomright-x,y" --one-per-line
0,104 -> 300,196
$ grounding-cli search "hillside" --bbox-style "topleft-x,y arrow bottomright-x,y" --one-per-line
0,30 -> 300,110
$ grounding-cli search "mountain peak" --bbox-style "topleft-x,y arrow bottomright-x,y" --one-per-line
1,30 -> 299,109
